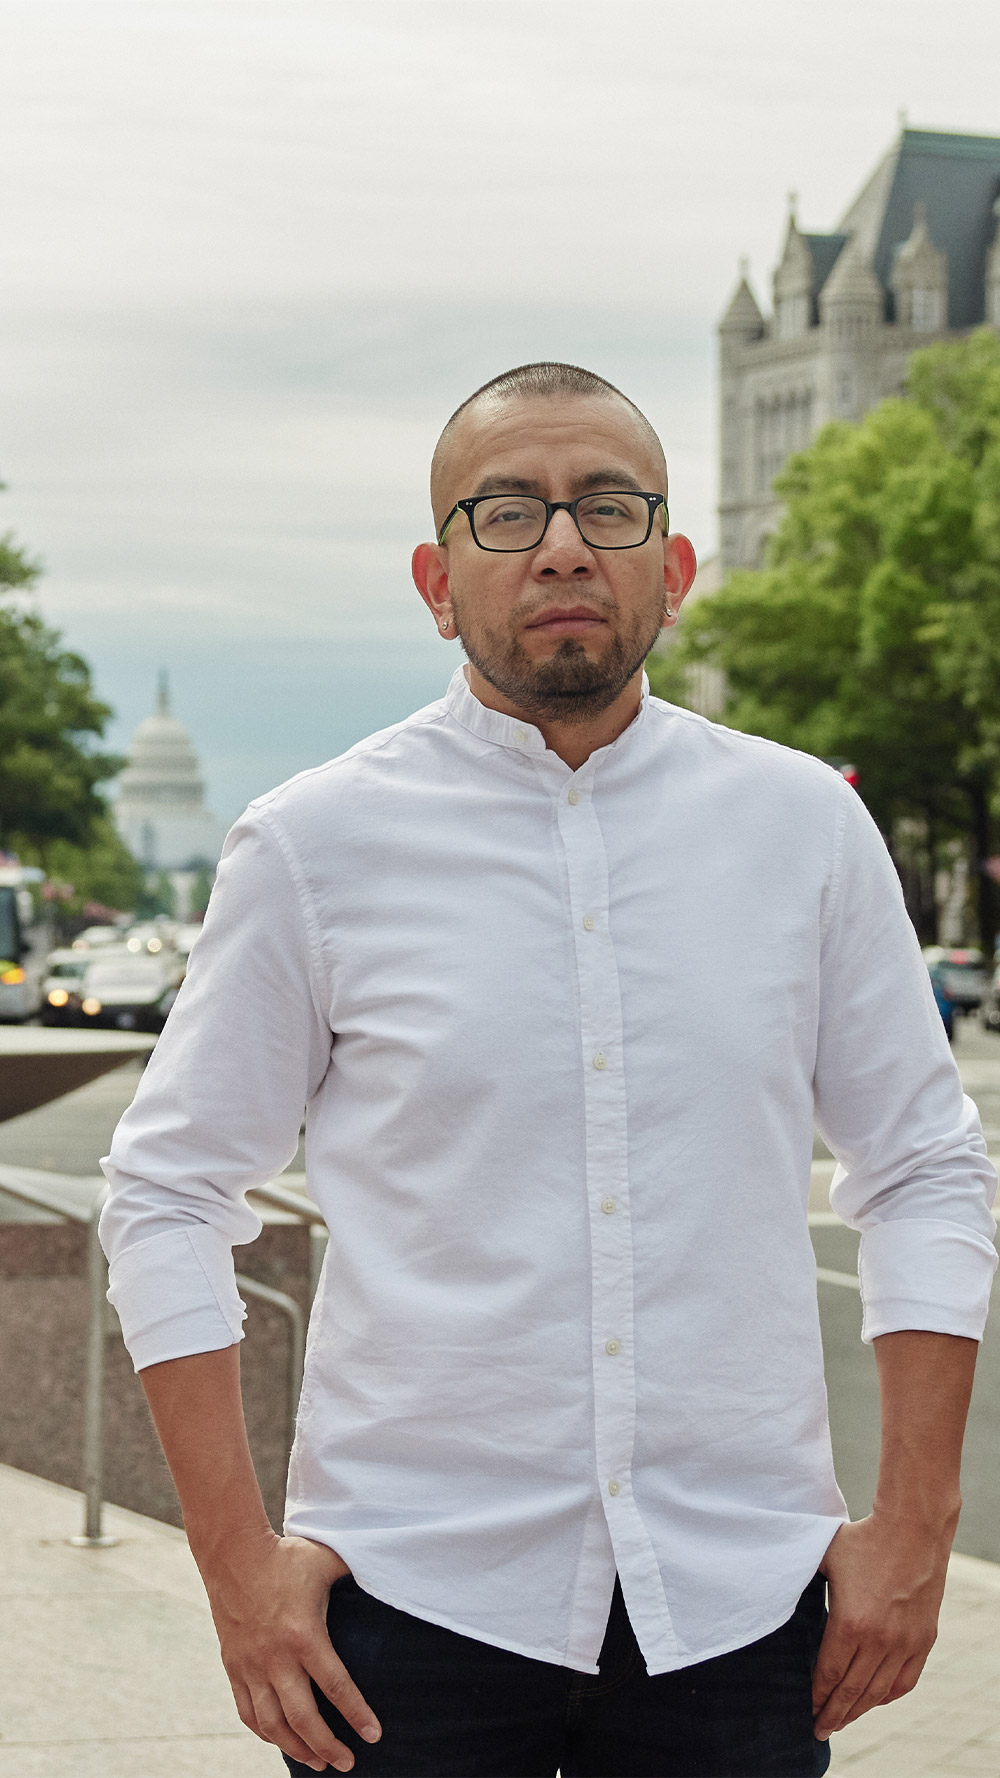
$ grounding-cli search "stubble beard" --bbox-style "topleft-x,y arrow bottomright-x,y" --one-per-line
451,592 -> 667,726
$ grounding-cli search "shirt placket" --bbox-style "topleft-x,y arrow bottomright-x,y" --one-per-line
556,766 -> 681,1668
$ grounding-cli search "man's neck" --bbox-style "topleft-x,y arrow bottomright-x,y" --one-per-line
465,665 -> 644,770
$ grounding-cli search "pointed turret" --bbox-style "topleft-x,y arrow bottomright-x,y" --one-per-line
772,200 -> 814,338
892,201 -> 948,330
819,235 -> 884,335
719,260 -> 765,346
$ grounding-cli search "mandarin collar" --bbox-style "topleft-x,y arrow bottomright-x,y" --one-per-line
443,663 -> 649,765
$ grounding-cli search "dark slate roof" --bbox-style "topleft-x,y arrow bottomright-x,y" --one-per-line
869,130 -> 1000,327
804,232 -> 849,294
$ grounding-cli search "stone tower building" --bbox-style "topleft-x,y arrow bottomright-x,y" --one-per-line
718,127 -> 1000,570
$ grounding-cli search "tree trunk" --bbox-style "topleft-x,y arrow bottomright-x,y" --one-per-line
925,807 -> 939,945
968,779 -> 996,958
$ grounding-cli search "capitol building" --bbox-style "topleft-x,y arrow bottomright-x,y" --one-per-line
114,674 -> 229,874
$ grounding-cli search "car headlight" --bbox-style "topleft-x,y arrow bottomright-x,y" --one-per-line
81,996 -> 102,1016
0,965 -> 26,985
47,988 -> 70,1007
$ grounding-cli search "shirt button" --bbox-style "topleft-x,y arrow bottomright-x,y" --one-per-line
601,1197 -> 617,1214
605,1338 -> 621,1356
567,788 -> 579,805
592,1052 -> 607,1070
514,727 -> 527,745
582,915 -> 595,932
608,1479 -> 620,1497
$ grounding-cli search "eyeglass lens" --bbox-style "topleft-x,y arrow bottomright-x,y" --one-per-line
472,493 -> 654,551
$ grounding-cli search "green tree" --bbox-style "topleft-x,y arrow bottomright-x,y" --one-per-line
134,872 -> 175,920
0,522 -> 125,851
650,330 -> 1000,950
18,811 -> 145,919
190,865 -> 215,917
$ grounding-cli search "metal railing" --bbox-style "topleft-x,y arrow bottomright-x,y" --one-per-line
0,1162 -> 326,1547
4,1162 -> 990,1546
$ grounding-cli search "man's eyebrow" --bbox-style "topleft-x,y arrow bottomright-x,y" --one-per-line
470,476 -> 543,497
569,469 -> 645,494
469,469 -> 647,498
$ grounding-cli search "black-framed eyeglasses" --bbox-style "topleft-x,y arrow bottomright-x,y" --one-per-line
437,491 -> 668,553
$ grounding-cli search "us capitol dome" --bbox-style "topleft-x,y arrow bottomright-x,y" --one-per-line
114,673 -> 230,870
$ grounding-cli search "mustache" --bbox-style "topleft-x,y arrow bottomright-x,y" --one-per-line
512,593 -> 618,625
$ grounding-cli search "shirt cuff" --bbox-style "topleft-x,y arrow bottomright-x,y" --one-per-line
107,1224 -> 248,1373
858,1217 -> 999,1343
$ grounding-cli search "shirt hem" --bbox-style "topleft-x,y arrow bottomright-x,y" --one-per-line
640,1595 -> 802,1676
288,1540 -> 601,1674
641,1549 -> 842,1676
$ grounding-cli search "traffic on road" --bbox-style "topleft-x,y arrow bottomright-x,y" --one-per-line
38,919 -> 200,1033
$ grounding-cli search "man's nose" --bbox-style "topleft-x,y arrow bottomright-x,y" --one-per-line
532,509 -> 594,576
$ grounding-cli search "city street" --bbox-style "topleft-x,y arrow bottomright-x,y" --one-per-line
1,1011 -> 997,1179
0,1012 -> 997,1561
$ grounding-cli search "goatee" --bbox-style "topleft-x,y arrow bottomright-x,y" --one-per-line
453,600 -> 666,725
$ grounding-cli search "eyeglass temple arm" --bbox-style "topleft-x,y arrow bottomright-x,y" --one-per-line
437,504 -> 463,545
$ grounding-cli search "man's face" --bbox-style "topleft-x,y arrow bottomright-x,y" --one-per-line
415,393 -> 694,726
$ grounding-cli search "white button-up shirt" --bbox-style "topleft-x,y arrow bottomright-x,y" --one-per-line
101,667 -> 998,1676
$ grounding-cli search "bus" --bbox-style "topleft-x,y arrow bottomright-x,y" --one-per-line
0,863 -> 47,1023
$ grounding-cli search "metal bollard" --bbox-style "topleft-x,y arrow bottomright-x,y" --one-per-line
235,1274 -> 306,1448
69,1185 -> 118,1548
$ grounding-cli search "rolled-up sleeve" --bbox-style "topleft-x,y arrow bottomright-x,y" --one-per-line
99,806 -> 333,1371
814,781 -> 998,1342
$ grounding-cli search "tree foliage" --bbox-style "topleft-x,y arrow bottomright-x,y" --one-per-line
0,523 -> 125,851
18,812 -> 145,920
649,330 -> 1000,947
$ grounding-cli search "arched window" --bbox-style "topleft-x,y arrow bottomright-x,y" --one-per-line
911,288 -> 944,331
776,293 -> 809,339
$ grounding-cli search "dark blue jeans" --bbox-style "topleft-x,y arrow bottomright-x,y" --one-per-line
282,1570 -> 831,1777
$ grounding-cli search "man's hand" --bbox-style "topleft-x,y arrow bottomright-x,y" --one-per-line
203,1524 -> 382,1772
811,1510 -> 951,1741
138,1348 -> 383,1771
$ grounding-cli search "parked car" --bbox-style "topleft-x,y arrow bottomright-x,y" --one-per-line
40,949 -> 93,1023
123,920 -> 176,959
71,924 -> 126,951
50,954 -> 173,1032
171,922 -> 204,960
921,947 -> 988,1013
927,964 -> 956,1042
979,964 -> 1000,1034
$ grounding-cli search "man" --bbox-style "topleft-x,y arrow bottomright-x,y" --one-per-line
101,362 -> 997,1778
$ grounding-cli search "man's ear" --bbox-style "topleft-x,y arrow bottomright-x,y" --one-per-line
412,542 -> 454,634
664,534 -> 698,617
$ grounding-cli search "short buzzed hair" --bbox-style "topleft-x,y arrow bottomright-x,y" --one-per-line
431,361 -> 668,523
447,361 -> 646,426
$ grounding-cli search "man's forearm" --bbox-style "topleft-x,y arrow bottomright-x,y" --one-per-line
872,1328 -> 977,1529
812,1327 -> 979,1741
139,1344 -> 273,1567
140,1345 -> 378,1771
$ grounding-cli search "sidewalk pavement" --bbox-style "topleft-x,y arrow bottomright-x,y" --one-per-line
0,1463 -> 283,1776
2,1463 -> 999,1778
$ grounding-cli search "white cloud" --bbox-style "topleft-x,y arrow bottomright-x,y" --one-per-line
0,0 -> 997,809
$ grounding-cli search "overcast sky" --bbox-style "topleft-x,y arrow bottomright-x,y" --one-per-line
1,0 -> 999,817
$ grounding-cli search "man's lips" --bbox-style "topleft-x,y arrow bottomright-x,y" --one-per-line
524,606 -> 608,636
